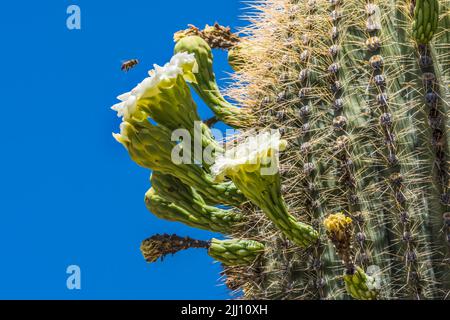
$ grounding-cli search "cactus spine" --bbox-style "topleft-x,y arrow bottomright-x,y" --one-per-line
112,0 -> 450,299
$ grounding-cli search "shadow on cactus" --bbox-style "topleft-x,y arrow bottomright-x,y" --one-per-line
111,0 -> 450,300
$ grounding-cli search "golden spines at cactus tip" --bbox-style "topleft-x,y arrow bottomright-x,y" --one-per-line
412,0 -> 440,44
324,213 -> 356,273
324,213 -> 353,244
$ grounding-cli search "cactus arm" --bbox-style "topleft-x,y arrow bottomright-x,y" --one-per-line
427,45 -> 450,293
174,36 -> 254,128
331,0 -> 379,277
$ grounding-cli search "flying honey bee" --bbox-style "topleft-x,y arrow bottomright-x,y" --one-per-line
121,59 -> 139,72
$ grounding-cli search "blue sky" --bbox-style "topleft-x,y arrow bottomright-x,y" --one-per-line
0,0 -> 246,299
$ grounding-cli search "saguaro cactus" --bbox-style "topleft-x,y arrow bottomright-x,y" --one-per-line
112,0 -> 450,299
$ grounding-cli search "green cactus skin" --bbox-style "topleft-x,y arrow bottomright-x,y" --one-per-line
412,0 -> 440,44
289,2 -> 343,299
208,238 -> 265,266
113,0 -> 450,300
340,0 -> 439,298
225,167 -> 319,248
145,172 -> 242,233
174,36 -> 254,128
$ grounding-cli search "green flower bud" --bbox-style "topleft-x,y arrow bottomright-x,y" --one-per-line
343,267 -> 380,300
146,172 -> 242,233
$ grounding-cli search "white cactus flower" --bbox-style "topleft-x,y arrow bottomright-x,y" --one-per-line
112,122 -> 132,146
211,130 -> 287,181
111,52 -> 197,120
366,274 -> 381,291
